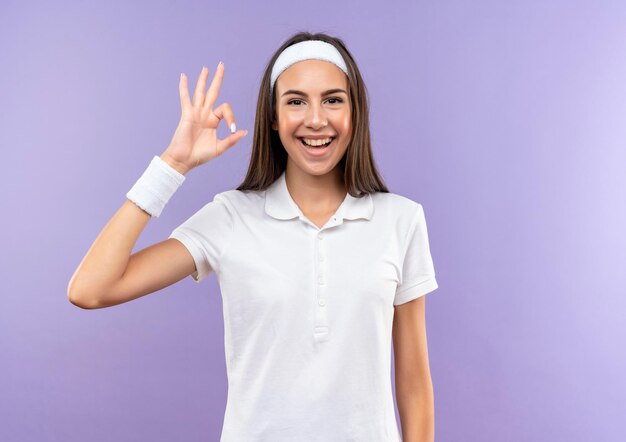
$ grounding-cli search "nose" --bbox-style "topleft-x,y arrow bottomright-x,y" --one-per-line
304,102 -> 327,130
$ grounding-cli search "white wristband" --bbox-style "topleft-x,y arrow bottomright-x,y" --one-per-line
126,155 -> 186,218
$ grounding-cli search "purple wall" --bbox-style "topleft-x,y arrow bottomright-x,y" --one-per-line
2,0 -> 625,440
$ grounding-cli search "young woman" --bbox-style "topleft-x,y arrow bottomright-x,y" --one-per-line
68,32 -> 438,442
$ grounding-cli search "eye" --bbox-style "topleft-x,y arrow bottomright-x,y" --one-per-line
287,97 -> 344,105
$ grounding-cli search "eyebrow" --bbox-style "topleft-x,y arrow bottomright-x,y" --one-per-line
281,88 -> 348,98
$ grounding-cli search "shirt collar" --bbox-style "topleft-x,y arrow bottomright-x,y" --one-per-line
265,170 -> 374,222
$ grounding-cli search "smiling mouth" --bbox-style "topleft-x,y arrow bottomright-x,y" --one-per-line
299,137 -> 335,148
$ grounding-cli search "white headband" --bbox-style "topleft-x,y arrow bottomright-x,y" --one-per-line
270,40 -> 349,96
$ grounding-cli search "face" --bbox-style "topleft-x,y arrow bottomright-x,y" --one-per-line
271,59 -> 352,178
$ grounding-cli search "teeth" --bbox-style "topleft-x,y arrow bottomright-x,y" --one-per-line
302,137 -> 332,146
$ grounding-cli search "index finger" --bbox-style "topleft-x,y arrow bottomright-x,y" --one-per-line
203,61 -> 224,110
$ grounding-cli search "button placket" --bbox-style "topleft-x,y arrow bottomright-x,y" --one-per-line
314,230 -> 329,341
317,232 -> 325,287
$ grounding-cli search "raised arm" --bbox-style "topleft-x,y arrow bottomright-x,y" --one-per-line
67,62 -> 247,309
66,157 -> 196,309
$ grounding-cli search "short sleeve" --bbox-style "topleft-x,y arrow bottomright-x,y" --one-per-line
168,193 -> 234,283
394,203 -> 439,305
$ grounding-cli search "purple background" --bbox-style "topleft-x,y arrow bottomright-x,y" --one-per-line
2,0 -> 625,441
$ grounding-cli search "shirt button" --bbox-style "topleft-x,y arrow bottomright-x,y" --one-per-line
318,299 -> 326,306
318,235 -> 324,240
318,276 -> 325,284
319,255 -> 325,261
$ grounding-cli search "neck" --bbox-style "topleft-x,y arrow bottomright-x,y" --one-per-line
284,162 -> 347,214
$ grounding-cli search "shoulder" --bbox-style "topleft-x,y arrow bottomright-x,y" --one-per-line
370,191 -> 423,220
213,188 -> 266,216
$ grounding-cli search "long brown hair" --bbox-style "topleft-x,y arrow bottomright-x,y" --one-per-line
235,31 -> 389,197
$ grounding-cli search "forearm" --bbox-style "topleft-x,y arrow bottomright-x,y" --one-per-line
67,199 -> 151,306
67,153 -> 183,307
396,382 -> 435,442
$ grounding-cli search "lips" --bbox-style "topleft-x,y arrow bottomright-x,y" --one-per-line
299,137 -> 335,156
299,137 -> 335,148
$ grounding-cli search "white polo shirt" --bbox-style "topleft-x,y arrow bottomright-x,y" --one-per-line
168,170 -> 438,441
